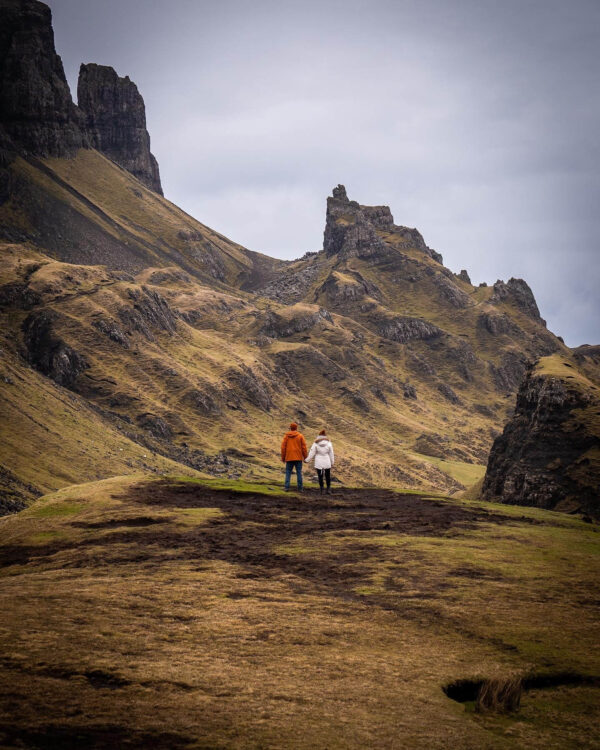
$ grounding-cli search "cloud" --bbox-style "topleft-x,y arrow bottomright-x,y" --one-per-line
48,0 -> 600,345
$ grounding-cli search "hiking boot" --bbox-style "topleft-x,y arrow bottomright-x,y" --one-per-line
326,488 -> 332,495
319,487 -> 324,495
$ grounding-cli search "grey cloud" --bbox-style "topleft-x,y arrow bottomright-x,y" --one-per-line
48,0 -> 600,345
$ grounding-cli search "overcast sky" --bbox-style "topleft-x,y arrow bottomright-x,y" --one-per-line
48,0 -> 599,346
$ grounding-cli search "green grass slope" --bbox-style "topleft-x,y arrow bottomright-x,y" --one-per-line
0,149 -> 283,287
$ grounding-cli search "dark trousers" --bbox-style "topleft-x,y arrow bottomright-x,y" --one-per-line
317,468 -> 331,489
284,460 -> 303,490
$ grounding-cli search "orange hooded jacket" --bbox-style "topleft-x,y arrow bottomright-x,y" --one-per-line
281,430 -> 308,462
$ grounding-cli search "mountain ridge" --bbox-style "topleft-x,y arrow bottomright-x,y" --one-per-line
0,0 -> 593,516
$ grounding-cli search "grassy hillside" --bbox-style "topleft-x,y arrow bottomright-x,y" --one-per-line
0,476 -> 598,747
0,149 -> 283,286
0,173 -> 571,507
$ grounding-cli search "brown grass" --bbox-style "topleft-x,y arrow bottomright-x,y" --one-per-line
0,477 -> 598,748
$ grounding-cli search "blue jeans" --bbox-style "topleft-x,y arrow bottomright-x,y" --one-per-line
284,460 -> 303,490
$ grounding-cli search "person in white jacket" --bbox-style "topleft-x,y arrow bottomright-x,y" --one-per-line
305,429 -> 335,494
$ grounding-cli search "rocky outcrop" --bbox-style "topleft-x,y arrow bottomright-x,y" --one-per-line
323,184 -> 443,263
78,63 -> 162,194
478,311 -> 520,336
225,367 -> 273,412
437,382 -> 461,404
118,287 -> 179,340
251,258 -> 323,303
323,185 -> 388,259
0,0 -> 88,156
259,307 -> 332,339
377,316 -> 443,344
0,3 -> 161,190
319,270 -> 381,304
433,273 -> 471,308
489,351 -> 529,393
176,231 -> 226,280
482,357 -> 600,517
491,278 -> 543,323
22,309 -> 89,386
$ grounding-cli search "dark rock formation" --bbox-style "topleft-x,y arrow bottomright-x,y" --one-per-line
0,464 -> 39,516
323,185 -> 388,259
273,345 -> 346,385
259,307 -> 332,339
377,316 -> 443,344
323,184 -> 443,263
491,278 -> 543,323
489,351 -> 529,393
136,413 -> 173,440
118,287 -> 179,340
573,344 -> 600,367
478,312 -> 520,336
482,358 -> 600,516
225,367 -> 273,412
183,385 -> 222,416
22,309 -> 89,386
457,269 -> 471,284
339,385 -> 370,412
0,0 -> 88,156
250,258 -> 323,304
91,316 -> 130,348
78,63 -> 162,194
176,231 -> 226,280
0,281 -> 40,310
403,382 -> 417,399
438,382 -> 461,404
319,270 -> 381,304
433,273 -> 471,308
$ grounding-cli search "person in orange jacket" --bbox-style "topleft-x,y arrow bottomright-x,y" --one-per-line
281,422 -> 308,491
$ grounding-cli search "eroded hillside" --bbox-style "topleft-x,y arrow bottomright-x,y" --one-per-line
0,177 -> 566,507
0,0 -> 572,509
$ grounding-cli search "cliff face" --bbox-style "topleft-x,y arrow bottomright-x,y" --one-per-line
0,1 -> 163,194
77,63 -> 163,194
0,0 -> 88,156
482,355 -> 600,516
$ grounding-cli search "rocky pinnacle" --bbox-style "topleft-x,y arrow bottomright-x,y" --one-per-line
78,63 -> 163,195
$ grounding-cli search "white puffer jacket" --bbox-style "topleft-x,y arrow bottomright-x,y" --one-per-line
305,436 -> 335,470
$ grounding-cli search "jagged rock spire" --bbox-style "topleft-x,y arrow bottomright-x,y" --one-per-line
323,184 -> 444,263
